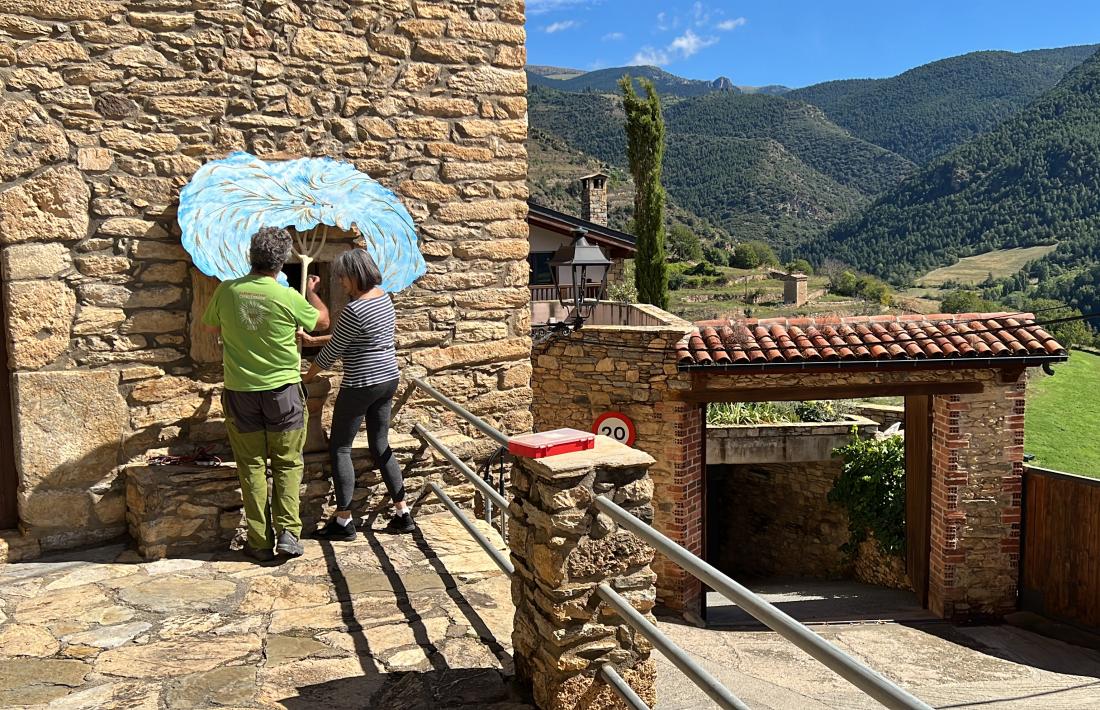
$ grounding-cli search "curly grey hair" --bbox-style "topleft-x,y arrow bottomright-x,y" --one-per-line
332,248 -> 382,293
249,226 -> 293,273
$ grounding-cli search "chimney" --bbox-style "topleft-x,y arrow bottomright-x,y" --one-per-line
580,172 -> 608,226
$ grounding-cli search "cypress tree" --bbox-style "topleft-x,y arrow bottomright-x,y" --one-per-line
619,76 -> 668,309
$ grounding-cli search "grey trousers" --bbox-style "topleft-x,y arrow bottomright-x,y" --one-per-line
329,378 -> 405,510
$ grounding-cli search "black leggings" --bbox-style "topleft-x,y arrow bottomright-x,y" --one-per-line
329,378 -> 405,510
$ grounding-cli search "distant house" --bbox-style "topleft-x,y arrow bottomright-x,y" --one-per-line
526,172 -> 637,303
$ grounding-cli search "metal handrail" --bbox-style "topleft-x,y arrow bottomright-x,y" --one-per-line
413,424 -> 510,516
594,496 -> 933,710
598,583 -> 750,710
428,481 -> 514,575
600,663 -> 651,710
409,377 -> 510,445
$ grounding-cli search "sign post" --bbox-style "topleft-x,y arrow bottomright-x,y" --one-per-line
593,411 -> 637,447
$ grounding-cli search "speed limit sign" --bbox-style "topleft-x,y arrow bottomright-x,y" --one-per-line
593,411 -> 637,446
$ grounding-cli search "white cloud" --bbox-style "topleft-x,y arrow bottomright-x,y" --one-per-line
717,17 -> 748,31
630,28 -> 719,66
693,2 -> 711,27
668,29 -> 718,58
655,11 -> 679,31
602,32 -> 625,41
629,46 -> 670,66
545,20 -> 578,33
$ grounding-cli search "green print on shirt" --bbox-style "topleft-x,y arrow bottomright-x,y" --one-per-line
238,292 -> 268,331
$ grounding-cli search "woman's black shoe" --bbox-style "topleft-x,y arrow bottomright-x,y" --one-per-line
314,517 -> 357,541
385,512 -> 416,534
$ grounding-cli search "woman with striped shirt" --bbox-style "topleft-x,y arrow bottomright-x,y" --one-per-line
301,249 -> 414,539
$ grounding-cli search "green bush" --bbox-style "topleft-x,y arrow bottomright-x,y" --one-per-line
828,431 -> 906,556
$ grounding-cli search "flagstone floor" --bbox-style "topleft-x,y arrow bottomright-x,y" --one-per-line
0,513 -> 531,709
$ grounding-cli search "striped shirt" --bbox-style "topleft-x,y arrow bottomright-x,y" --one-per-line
314,294 -> 400,388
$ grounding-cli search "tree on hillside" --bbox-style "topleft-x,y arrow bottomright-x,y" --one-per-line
940,290 -> 995,314
730,240 -> 779,269
667,224 -> 703,262
787,258 -> 814,275
620,75 -> 668,309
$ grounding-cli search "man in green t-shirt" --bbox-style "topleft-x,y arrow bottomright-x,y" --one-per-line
202,226 -> 330,562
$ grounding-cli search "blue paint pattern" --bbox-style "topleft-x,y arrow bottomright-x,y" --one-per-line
178,151 -> 426,292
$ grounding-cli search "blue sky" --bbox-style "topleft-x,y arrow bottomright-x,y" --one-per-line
526,1 -> 1100,88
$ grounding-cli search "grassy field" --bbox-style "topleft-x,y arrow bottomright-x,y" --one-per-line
1026,350 -> 1100,478
917,245 -> 1058,287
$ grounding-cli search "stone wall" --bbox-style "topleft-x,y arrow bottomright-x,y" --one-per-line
530,307 -> 700,610
709,460 -> 852,579
0,0 -> 531,556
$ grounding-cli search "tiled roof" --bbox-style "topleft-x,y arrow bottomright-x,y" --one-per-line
676,313 -> 1068,368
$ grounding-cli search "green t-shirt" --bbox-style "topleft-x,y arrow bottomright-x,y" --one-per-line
202,274 -> 320,392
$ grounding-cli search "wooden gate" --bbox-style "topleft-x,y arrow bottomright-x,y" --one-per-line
1020,467 -> 1100,630
904,395 -> 933,607
0,279 -> 17,529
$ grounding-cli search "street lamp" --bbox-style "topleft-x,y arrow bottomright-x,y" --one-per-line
549,227 -> 612,330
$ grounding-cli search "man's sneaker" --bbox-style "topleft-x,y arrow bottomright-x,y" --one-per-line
243,545 -> 276,563
275,530 -> 304,557
314,517 -> 357,542
385,512 -> 416,534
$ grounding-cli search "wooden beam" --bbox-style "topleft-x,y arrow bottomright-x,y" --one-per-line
680,380 -> 984,403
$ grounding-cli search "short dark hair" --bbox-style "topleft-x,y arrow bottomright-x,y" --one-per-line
333,248 -> 383,292
250,226 -> 293,273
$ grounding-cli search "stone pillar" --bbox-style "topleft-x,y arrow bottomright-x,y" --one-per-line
928,377 -> 1026,620
649,400 -> 704,613
509,436 -> 658,709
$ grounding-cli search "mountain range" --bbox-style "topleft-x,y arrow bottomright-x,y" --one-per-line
806,47 -> 1100,321
527,44 -> 1100,265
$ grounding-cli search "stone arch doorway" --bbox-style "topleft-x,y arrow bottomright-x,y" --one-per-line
0,280 -> 17,529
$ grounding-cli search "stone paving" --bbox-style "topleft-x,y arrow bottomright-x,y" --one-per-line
4,513 -> 1100,709
0,513 -> 531,709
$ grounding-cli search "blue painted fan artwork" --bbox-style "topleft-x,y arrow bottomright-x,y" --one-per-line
178,151 -> 426,293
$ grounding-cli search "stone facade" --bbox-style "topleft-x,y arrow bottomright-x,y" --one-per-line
509,437 -> 658,709
709,460 -> 853,580
0,0 -> 532,556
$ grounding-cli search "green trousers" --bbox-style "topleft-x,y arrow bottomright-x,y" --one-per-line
223,385 -> 307,550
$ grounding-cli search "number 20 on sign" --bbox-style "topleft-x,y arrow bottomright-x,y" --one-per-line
592,412 -> 637,446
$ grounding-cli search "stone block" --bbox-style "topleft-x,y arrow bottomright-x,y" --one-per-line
4,279 -> 76,369
291,28 -> 371,63
0,166 -> 89,245
1,243 -> 72,280
12,370 -> 127,491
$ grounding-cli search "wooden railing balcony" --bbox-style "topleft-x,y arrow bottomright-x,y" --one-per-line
529,284 -> 603,302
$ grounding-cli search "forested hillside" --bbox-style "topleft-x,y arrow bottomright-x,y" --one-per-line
528,86 -> 914,247
807,48 -> 1100,313
788,45 -> 1098,163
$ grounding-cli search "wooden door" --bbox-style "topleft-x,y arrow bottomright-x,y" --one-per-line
904,395 -> 933,606
0,279 -> 17,529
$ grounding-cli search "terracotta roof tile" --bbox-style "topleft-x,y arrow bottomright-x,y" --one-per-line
676,313 -> 1068,368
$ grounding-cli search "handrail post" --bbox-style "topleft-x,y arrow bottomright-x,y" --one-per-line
508,436 -> 659,709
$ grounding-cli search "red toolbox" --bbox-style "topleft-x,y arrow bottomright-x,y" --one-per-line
508,428 -> 596,458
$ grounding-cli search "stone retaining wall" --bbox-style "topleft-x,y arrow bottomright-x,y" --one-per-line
125,429 -> 476,559
0,0 -> 532,556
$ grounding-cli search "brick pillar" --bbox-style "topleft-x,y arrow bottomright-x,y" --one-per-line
509,437 -> 658,709
649,401 -> 704,614
928,376 -> 1025,620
